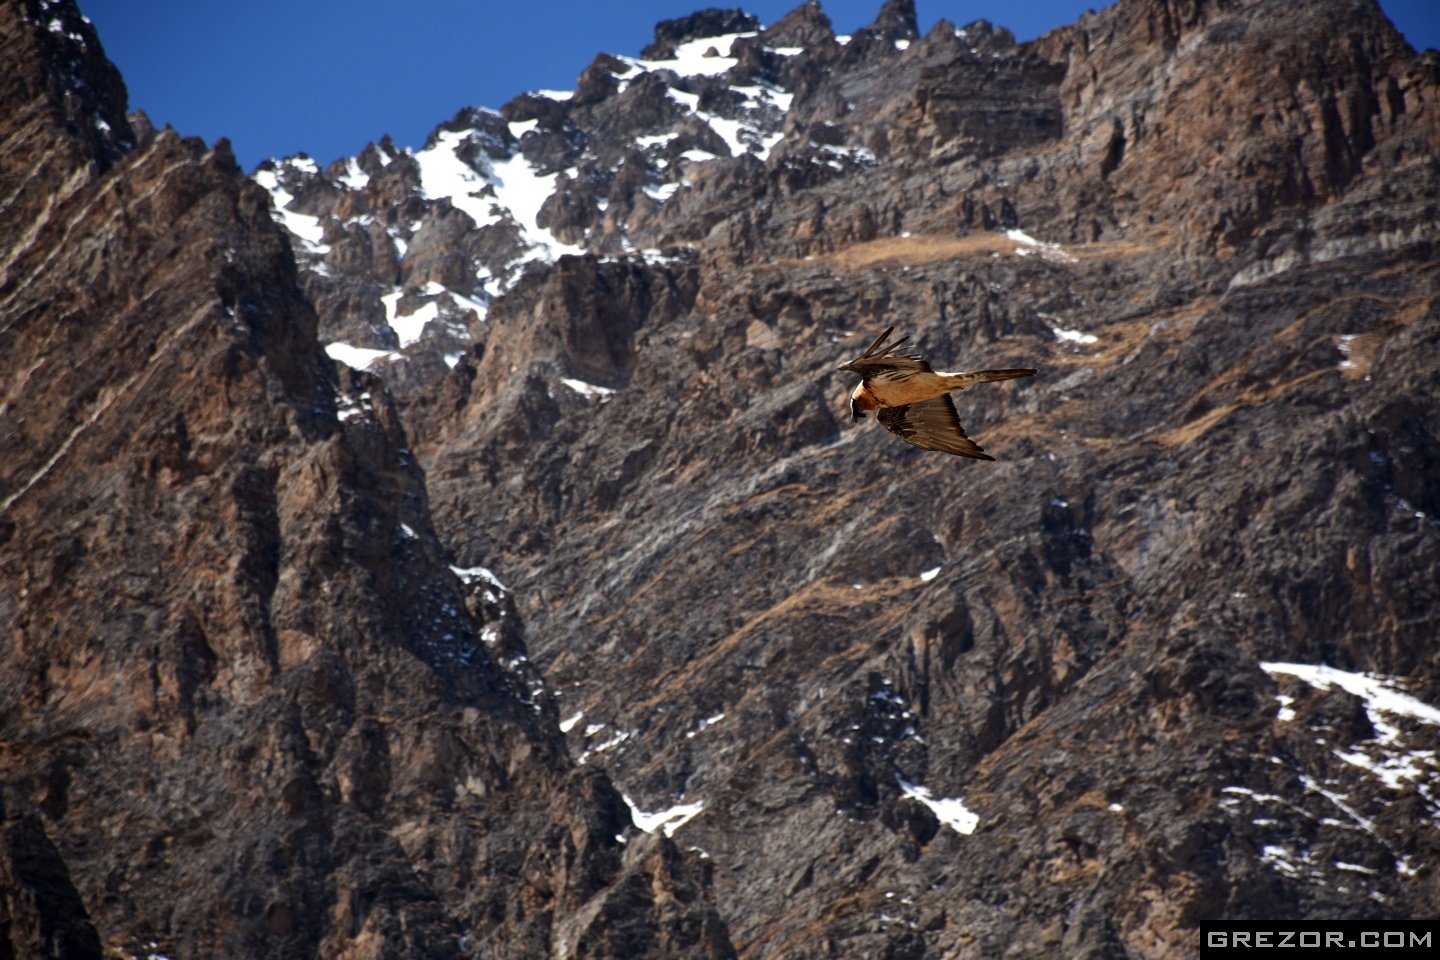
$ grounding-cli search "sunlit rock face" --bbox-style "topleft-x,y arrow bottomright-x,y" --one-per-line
4,0 -> 1439,957
0,1 -> 731,957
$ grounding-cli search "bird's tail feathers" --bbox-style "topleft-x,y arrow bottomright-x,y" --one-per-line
942,368 -> 1037,390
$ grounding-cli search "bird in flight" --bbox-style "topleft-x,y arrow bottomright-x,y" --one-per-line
838,326 -> 1035,460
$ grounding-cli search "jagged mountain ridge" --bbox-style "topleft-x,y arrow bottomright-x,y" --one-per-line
318,0 -> 1439,954
255,0 -> 1033,401
253,10 -> 811,398
3,0 -> 1439,957
257,0 -> 1439,404
1,1 -> 731,957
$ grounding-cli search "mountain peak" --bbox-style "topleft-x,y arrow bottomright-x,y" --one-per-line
861,0 -> 920,42
4,0 -> 133,170
640,7 -> 763,59
760,0 -> 836,49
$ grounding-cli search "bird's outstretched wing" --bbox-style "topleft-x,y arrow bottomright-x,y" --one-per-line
840,325 -> 932,378
877,396 -> 995,460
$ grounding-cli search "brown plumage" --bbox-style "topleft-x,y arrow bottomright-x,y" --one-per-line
837,326 -> 1035,460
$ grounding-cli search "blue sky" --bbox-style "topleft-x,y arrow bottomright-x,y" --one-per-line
80,1 -> 1439,172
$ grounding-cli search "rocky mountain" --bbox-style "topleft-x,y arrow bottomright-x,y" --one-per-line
3,0 -> 1438,957
0,1 -> 731,957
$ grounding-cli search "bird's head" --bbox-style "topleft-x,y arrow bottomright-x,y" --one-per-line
847,383 -> 875,421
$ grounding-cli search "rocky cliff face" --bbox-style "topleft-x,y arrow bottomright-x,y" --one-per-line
0,2 -> 731,958
4,0 -> 1439,957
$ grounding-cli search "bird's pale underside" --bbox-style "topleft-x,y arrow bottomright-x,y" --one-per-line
838,326 -> 1035,460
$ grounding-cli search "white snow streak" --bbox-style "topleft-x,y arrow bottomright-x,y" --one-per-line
1274,694 -> 1297,723
1049,325 -> 1098,345
412,128 -> 583,268
623,794 -> 705,837
685,713 -> 726,738
390,299 -> 439,349
325,342 -> 396,370
618,34 -> 790,162
560,378 -> 616,399
1260,662 -> 1440,729
1007,228 -> 1076,263
1337,333 -> 1359,369
338,157 -> 369,190
412,129 -> 497,226
1262,661 -> 1440,795
897,777 -> 978,834
450,564 -> 507,593
252,166 -> 329,251
622,32 -> 757,79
